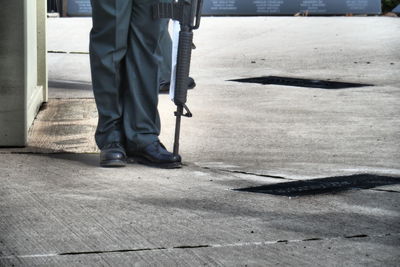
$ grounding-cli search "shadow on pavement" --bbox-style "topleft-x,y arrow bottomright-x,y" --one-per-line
234,174 -> 400,197
27,152 -> 100,168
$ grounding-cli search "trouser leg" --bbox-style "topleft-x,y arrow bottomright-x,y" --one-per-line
123,0 -> 166,151
89,0 -> 132,149
159,20 -> 172,83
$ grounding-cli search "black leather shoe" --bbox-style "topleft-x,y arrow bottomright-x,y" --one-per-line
100,143 -> 127,167
159,77 -> 196,93
128,141 -> 182,169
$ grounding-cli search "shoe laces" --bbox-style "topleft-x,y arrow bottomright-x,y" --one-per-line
151,140 -> 167,152
104,142 -> 124,150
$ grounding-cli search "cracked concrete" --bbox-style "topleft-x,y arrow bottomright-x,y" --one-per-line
0,16 -> 399,266
199,167 -> 295,181
0,152 -> 399,266
371,189 -> 400,193
1,232 -> 397,260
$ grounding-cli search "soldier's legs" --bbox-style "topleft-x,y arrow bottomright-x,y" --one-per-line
159,20 -> 172,84
89,0 -> 132,149
90,0 -> 179,168
123,0 -> 166,151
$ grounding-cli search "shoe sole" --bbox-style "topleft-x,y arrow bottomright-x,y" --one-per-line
100,159 -> 127,168
129,156 -> 182,169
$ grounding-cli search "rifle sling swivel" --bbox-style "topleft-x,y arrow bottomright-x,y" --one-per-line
175,104 -> 192,118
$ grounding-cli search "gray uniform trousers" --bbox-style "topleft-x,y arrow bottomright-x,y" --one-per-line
90,0 -> 169,151
159,21 -> 172,84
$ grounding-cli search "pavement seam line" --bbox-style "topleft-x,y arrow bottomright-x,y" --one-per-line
199,166 -> 296,181
369,188 -> 400,193
1,233 -> 397,260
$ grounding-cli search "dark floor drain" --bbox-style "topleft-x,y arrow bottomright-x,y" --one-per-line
234,174 -> 400,197
229,76 -> 372,89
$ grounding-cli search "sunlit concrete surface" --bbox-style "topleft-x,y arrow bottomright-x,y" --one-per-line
0,17 -> 399,266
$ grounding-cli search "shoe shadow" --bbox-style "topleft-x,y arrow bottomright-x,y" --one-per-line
26,152 -> 100,168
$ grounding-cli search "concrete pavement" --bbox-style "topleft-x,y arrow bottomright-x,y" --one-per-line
0,17 -> 399,266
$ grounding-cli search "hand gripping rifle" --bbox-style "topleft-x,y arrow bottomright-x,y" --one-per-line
153,0 -> 204,156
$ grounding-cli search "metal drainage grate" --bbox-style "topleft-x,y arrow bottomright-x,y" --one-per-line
229,76 -> 373,89
234,174 -> 400,197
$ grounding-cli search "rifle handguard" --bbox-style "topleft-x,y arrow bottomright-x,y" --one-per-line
153,0 -> 204,156
174,30 -> 193,106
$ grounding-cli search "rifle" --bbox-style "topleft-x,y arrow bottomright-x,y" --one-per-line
153,0 -> 204,156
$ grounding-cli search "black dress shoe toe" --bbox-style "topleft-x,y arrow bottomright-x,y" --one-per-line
100,143 -> 127,167
129,141 -> 181,169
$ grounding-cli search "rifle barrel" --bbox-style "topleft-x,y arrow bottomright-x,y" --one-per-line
173,105 -> 184,155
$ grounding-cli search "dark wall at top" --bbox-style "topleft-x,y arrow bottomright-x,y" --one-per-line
202,0 -> 381,15
67,0 -> 92,16
65,0 -> 381,16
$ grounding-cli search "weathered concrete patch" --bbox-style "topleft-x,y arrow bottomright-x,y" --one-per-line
0,99 -> 98,153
